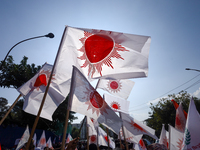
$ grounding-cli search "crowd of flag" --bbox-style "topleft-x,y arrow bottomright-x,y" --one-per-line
2,26 -> 200,149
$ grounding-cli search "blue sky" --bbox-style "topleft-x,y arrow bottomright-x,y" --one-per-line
1,0 -> 200,123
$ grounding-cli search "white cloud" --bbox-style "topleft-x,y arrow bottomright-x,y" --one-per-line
192,87 -> 200,98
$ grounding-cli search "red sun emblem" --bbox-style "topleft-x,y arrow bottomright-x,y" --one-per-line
107,80 -> 122,93
85,90 -> 108,116
78,30 -> 129,77
130,120 -> 146,133
31,69 -> 55,92
90,135 -> 97,143
110,101 -> 121,111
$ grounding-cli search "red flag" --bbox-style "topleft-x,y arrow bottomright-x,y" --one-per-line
171,99 -> 187,119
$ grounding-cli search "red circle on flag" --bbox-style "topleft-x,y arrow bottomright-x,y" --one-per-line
90,91 -> 103,108
110,81 -> 119,89
85,34 -> 114,63
90,135 -> 96,142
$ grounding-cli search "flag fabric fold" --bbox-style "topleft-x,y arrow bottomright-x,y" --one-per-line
97,79 -> 135,100
87,116 -> 98,136
169,124 -> 184,150
103,93 -> 130,114
54,26 -> 151,82
46,137 -> 53,149
171,99 -> 187,119
134,139 -> 147,150
66,134 -> 73,143
98,127 -> 115,149
175,102 -> 186,132
182,97 -> 200,149
120,112 -> 158,140
16,125 -> 30,150
17,63 -> 68,121
159,124 -> 169,149
68,66 -> 122,134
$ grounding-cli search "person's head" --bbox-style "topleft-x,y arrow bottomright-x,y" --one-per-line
89,144 -> 97,150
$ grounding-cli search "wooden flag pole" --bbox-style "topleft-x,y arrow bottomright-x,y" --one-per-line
106,127 -> 110,150
119,112 -> 129,150
78,116 -> 86,137
97,127 -> 99,150
0,93 -> 22,125
86,118 -> 89,150
26,27 -> 68,150
119,131 -> 123,149
61,109 -> 70,150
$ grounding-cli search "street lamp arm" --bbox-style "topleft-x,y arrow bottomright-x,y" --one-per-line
185,68 -> 200,72
0,33 -> 54,70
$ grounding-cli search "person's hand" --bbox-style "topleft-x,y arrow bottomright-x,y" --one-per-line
66,137 -> 79,150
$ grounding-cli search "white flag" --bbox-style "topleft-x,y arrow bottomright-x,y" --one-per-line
98,127 -> 115,149
121,112 -> 158,140
97,79 -> 135,100
68,66 -> 122,134
119,126 -> 143,144
66,134 -> 73,143
54,26 -> 151,83
87,116 -> 98,136
38,130 -> 46,149
175,102 -> 186,132
17,63 -> 67,121
159,124 -> 169,149
169,125 -> 184,150
103,93 -> 130,114
89,135 -> 97,145
46,137 -> 53,148
16,125 -> 30,150
182,98 -> 200,149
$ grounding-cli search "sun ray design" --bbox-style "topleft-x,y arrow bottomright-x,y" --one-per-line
110,101 -> 121,111
107,80 -> 122,93
177,138 -> 184,150
84,88 -> 109,116
90,135 -> 97,143
78,30 -> 129,77
130,120 -> 147,133
30,69 -> 55,92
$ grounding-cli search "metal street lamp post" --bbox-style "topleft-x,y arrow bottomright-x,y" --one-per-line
185,68 -> 200,72
0,33 -> 54,70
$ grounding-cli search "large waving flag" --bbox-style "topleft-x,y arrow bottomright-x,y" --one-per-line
54,26 -> 151,83
17,63 -> 68,121
37,130 -> 46,149
89,135 -> 98,145
120,112 -> 158,140
16,125 -> 30,150
103,93 -> 130,114
97,79 -> 135,100
169,125 -> 184,150
68,66 -> 122,133
98,127 -> 115,149
182,98 -> 200,149
159,124 -> 169,149
175,102 -> 186,132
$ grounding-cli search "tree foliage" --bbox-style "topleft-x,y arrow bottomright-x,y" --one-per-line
0,55 -> 41,88
0,55 -> 77,135
145,91 -> 200,137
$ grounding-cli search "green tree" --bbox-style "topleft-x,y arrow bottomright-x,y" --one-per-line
0,55 -> 77,134
145,91 -> 200,137
0,55 -> 41,88
71,127 -> 79,139
0,97 -> 8,118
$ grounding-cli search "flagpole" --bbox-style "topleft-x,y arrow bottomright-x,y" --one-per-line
86,117 -> 89,150
168,124 -> 170,150
26,27 -> 67,150
119,131 -> 123,149
0,94 -> 22,125
119,112 -> 129,150
106,128 -> 110,150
